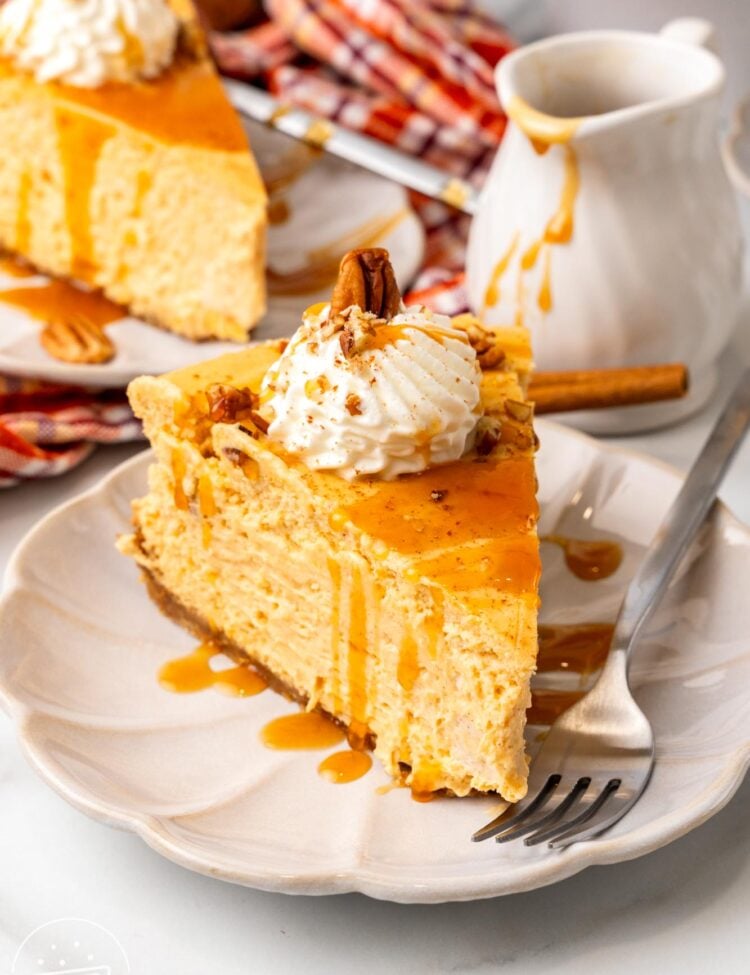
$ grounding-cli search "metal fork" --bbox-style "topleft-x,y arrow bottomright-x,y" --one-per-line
474,367 -> 750,849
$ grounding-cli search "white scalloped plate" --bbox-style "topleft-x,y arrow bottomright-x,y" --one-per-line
1,421 -> 749,903
0,120 -> 424,387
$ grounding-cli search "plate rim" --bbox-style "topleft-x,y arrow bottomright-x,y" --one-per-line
2,420 -> 749,903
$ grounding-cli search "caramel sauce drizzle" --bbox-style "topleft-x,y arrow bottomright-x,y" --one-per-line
261,711 -> 346,750
537,622 -> 614,673
318,749 -> 372,784
332,455 -> 540,598
483,232 -> 518,308
15,171 -> 31,254
483,96 -> 582,320
528,688 -> 585,726
50,60 -> 249,151
397,631 -> 420,691
0,279 -> 126,328
347,562 -> 370,748
0,254 -> 37,279
55,106 -> 114,282
159,642 -> 267,697
543,534 -> 623,581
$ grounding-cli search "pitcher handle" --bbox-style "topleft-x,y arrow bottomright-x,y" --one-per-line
659,17 -> 717,52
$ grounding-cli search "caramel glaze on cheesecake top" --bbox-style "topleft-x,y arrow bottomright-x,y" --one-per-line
0,1 -> 266,341
121,253 -> 540,801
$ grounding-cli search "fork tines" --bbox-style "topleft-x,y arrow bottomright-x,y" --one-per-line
473,775 -> 623,848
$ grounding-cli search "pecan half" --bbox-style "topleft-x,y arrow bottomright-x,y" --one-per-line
40,315 -> 115,365
329,248 -> 401,319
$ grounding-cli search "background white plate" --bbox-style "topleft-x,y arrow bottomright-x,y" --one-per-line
0,120 -> 424,388
0,420 -> 748,903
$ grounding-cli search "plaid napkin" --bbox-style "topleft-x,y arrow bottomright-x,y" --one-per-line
0,376 -> 142,488
2,0 -> 512,487
212,0 -> 514,310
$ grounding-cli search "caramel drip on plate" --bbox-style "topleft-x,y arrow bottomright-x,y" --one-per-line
268,197 -> 290,225
537,622 -> 614,673
0,254 -> 37,279
15,171 -> 31,254
0,279 -> 125,327
484,96 -> 582,321
528,688 -> 585,726
159,642 -> 267,697
318,749 -> 372,783
543,534 -> 623,581
55,107 -> 113,282
261,711 -> 346,749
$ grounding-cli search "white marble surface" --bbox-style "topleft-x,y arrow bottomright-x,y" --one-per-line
1,315 -> 749,972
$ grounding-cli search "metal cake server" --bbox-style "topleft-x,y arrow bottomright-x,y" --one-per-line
474,366 -> 750,848
224,80 -> 480,215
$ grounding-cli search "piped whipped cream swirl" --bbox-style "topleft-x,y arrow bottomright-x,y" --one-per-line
0,0 -> 180,87
261,303 -> 483,480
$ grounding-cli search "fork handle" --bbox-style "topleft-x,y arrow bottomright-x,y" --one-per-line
224,80 -> 480,216
615,368 -> 750,661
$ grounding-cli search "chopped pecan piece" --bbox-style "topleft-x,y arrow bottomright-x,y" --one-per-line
474,416 -> 503,455
451,314 -> 506,370
206,383 -> 259,423
330,248 -> 401,319
345,393 -> 363,416
504,399 -> 533,423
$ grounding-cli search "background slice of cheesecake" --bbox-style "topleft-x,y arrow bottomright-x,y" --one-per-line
0,2 -> 266,342
120,323 -> 540,802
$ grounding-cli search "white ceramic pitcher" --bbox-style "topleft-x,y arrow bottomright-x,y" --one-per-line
466,19 -> 743,433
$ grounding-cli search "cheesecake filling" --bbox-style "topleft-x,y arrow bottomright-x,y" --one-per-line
261,300 -> 483,481
0,0 -> 179,87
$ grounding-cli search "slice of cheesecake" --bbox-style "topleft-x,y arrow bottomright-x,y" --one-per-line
120,259 -> 540,801
0,1 -> 266,341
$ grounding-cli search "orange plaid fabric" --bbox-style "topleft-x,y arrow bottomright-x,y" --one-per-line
211,0 -> 515,310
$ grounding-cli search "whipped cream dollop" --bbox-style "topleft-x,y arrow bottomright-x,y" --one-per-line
0,0 -> 180,87
261,303 -> 483,480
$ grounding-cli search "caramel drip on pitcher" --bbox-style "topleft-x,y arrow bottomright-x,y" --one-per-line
484,96 -> 582,320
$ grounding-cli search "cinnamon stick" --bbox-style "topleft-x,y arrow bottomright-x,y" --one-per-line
529,363 -> 688,414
